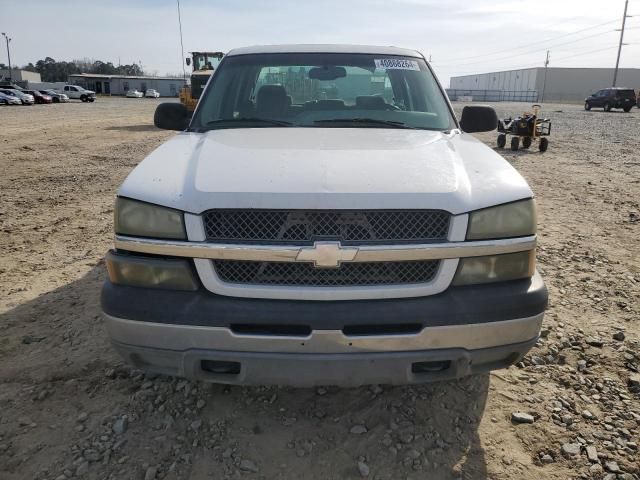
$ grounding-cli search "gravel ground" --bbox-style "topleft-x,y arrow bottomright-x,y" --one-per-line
0,98 -> 638,480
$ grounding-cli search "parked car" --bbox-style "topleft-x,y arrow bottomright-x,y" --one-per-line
145,89 -> 160,98
59,85 -> 96,102
0,91 -> 22,105
40,89 -> 69,103
0,83 -> 23,91
23,90 -> 53,104
584,88 -> 636,112
0,88 -> 34,105
103,44 -> 547,387
126,89 -> 144,98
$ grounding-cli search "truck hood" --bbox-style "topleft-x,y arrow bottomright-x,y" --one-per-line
119,128 -> 533,215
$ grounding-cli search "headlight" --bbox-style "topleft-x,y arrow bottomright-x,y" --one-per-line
452,250 -> 535,286
467,199 -> 536,240
106,251 -> 197,290
114,197 -> 186,239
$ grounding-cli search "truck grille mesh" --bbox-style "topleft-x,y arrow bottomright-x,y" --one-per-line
213,260 -> 439,287
203,210 -> 450,245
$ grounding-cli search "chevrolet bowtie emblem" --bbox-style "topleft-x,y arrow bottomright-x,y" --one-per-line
296,241 -> 358,268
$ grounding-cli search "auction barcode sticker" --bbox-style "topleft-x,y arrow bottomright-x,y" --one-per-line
374,58 -> 420,70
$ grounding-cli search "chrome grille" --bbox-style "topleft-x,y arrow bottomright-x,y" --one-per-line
203,210 -> 450,245
213,260 -> 440,287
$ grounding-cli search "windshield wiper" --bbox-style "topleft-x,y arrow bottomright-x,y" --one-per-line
313,118 -> 417,129
202,117 -> 293,130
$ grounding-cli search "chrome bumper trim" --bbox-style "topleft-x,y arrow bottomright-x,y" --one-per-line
114,235 -> 536,263
104,313 -> 544,354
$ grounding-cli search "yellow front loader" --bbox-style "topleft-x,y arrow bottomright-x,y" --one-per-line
179,51 -> 224,112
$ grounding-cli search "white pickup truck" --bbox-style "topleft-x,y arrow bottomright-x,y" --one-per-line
102,44 -> 547,387
59,84 -> 96,102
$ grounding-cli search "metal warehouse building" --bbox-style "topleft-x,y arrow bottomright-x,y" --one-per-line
68,73 -> 187,97
448,67 -> 640,103
0,69 -> 42,84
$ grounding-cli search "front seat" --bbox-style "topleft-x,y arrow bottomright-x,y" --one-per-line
356,95 -> 387,110
256,85 -> 288,117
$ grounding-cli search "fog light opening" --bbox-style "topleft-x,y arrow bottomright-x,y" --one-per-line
201,360 -> 241,375
411,360 -> 451,374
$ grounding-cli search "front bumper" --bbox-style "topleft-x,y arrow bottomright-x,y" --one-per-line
101,273 -> 547,386
110,335 -> 539,387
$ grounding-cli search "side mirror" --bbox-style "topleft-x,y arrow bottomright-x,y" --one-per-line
186,57 -> 191,66
459,105 -> 498,133
154,102 -> 189,131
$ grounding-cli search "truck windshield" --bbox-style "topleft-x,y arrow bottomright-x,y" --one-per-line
192,53 -> 455,131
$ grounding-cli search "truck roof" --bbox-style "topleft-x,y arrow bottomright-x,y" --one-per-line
226,44 -> 423,58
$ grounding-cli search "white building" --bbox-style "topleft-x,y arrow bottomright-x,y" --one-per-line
0,69 -> 41,83
449,68 -> 640,103
67,73 -> 187,97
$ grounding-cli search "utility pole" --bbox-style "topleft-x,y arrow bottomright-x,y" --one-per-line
1,32 -> 12,83
540,50 -> 550,103
612,0 -> 629,87
177,0 -> 187,82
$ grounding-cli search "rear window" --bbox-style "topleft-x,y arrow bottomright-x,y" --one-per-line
619,89 -> 636,98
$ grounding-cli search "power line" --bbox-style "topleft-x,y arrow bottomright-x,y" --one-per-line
440,45 -> 623,76
441,18 -> 620,63
435,28 -> 617,69
552,45 -> 622,62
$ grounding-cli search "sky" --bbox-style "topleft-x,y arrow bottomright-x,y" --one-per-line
2,0 -> 639,86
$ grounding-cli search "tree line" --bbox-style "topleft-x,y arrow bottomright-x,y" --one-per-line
1,57 -> 145,82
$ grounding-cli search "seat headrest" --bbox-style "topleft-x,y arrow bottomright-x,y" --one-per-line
256,85 -> 288,115
356,95 -> 387,110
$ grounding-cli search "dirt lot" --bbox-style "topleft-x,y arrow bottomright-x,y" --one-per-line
1,97 -> 638,480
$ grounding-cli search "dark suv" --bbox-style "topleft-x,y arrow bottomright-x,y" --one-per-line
585,88 -> 636,112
